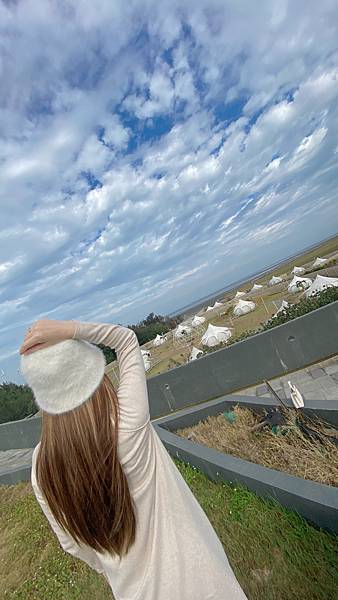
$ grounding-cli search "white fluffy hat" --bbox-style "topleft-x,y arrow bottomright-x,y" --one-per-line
20,339 -> 106,415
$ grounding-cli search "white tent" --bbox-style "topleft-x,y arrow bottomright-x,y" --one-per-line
152,334 -> 166,346
205,301 -> 222,311
313,257 -> 328,268
288,276 -> 312,293
188,346 -> 204,361
143,357 -> 151,371
305,274 -> 338,297
233,299 -> 256,316
272,300 -> 289,318
191,315 -> 206,327
141,349 -> 151,357
292,266 -> 306,275
269,275 -> 283,286
174,323 -> 192,338
235,291 -> 246,298
201,324 -> 232,347
250,284 -> 263,292
141,349 -> 152,370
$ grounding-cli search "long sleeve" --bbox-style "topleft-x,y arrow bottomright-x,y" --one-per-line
72,321 -> 150,431
30,444 -> 105,575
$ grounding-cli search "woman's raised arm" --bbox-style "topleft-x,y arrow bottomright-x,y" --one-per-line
72,321 -> 150,431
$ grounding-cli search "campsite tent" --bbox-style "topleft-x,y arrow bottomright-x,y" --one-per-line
305,275 -> 338,297
292,266 -> 306,275
141,349 -> 152,371
201,324 -> 232,347
288,276 -> 312,293
234,299 -> 256,316
250,284 -> 263,292
312,257 -> 328,268
174,323 -> 192,338
192,315 -> 206,327
206,301 -> 223,311
269,276 -> 283,286
143,357 -> 151,371
153,334 -> 166,347
272,300 -> 289,318
188,346 -> 204,361
235,291 -> 246,298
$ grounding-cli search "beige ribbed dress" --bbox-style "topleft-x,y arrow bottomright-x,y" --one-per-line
31,321 -> 247,600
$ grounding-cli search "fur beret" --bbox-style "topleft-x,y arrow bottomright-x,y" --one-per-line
20,339 -> 106,415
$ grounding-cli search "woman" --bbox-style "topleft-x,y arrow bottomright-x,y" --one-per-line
20,318 -> 247,600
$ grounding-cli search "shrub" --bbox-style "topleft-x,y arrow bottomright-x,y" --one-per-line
0,382 -> 38,424
262,286 -> 338,330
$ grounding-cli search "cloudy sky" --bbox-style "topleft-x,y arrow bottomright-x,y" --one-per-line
1,0 -> 338,384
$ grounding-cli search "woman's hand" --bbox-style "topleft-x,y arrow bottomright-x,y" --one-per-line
19,319 -> 76,355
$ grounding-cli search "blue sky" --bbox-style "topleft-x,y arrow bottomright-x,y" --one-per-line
1,0 -> 338,384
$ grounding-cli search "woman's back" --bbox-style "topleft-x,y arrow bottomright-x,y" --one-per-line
31,321 -> 247,600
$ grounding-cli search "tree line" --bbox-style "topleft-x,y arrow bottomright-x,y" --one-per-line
0,312 -> 182,424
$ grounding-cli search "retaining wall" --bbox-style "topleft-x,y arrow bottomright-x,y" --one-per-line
154,395 -> 338,532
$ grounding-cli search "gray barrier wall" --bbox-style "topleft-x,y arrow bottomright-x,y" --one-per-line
147,300 -> 338,418
155,425 -> 338,532
1,301 -> 337,452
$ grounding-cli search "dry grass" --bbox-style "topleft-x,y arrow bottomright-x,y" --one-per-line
176,406 -> 338,486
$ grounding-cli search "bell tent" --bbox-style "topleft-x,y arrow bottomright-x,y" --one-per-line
188,346 -> 204,361
292,266 -> 306,275
305,275 -> 338,297
201,324 -> 232,347
152,334 -> 166,346
272,300 -> 289,318
174,324 -> 192,338
233,299 -> 256,316
191,315 -> 206,327
288,276 -> 312,293
312,257 -> 328,268
269,276 -> 283,286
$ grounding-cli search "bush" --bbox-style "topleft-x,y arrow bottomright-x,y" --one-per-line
0,382 -> 38,424
262,286 -> 338,330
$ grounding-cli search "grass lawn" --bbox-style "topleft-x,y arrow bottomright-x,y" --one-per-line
1,460 -> 337,599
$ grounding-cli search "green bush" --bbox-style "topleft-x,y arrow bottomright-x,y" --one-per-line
262,286 -> 338,330
0,382 -> 38,424
128,312 -> 182,345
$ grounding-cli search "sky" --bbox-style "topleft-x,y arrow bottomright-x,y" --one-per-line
1,0 -> 338,384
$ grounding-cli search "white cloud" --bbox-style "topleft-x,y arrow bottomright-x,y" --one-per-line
1,0 -> 338,382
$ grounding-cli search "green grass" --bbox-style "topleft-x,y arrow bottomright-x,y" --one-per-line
1,460 -> 337,599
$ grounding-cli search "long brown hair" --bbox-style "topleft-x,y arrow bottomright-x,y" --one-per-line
36,372 -> 136,558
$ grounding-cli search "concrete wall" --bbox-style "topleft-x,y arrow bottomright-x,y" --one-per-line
1,301 -> 337,452
155,425 -> 338,533
0,415 -> 42,451
147,300 -> 338,418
